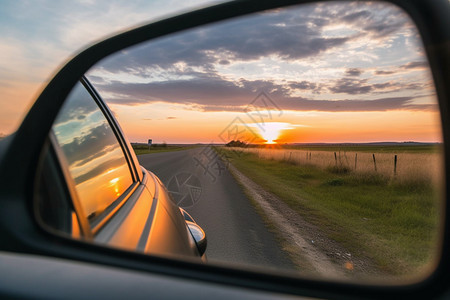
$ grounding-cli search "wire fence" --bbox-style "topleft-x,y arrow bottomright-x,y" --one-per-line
229,147 -> 443,187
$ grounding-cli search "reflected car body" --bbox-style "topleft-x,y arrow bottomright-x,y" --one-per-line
35,76 -> 207,259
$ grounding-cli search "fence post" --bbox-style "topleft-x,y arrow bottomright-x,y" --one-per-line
289,152 -> 292,162
355,153 -> 357,170
372,154 -> 377,172
309,152 -> 312,161
334,152 -> 337,166
394,155 -> 397,175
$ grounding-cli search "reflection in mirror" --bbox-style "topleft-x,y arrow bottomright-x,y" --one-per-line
50,1 -> 443,283
52,82 -> 134,226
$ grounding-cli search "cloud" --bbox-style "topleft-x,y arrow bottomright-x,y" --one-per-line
338,4 -> 407,38
97,5 -> 356,74
373,60 -> 429,76
345,68 -> 363,77
60,122 -> 118,167
166,116 -> 177,119
328,78 -> 372,94
87,2 -> 434,116
375,70 -> 395,75
288,81 -> 323,94
94,76 -> 435,113
74,157 -> 125,185
289,81 -> 318,90
341,10 -> 371,23
401,61 -> 428,69
363,20 -> 405,38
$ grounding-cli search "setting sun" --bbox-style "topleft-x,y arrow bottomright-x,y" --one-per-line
254,122 -> 296,144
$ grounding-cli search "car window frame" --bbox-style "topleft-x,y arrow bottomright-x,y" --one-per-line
35,138 -> 89,238
49,78 -> 143,236
82,77 -> 144,183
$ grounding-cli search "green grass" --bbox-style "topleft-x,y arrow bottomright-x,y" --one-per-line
224,150 -> 440,276
131,144 -> 196,155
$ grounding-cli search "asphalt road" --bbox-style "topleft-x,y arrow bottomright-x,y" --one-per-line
137,147 -> 295,271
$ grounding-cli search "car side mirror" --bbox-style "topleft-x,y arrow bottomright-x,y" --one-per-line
0,0 -> 448,299
187,221 -> 207,256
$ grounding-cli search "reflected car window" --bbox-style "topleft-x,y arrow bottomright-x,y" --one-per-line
52,82 -> 133,224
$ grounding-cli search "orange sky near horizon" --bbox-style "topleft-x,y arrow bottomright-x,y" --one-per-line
111,103 -> 442,144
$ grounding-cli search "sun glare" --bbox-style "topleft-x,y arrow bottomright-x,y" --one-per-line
263,127 -> 280,144
256,122 -> 295,144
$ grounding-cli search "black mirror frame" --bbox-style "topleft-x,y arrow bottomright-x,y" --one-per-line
0,0 -> 448,299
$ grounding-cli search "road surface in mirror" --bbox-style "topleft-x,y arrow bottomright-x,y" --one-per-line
138,147 -> 298,272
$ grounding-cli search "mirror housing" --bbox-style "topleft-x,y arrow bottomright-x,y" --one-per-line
0,0 -> 448,299
180,208 -> 207,256
187,221 -> 207,256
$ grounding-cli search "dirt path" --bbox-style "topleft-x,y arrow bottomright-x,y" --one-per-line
227,163 -> 382,280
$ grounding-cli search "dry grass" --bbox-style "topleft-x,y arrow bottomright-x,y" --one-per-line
229,147 -> 443,188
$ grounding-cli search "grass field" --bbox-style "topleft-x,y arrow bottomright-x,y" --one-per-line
219,146 -> 443,277
237,146 -> 442,189
131,144 -> 195,155
280,144 -> 441,153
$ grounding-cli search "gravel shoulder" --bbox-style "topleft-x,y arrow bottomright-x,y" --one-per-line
227,163 -> 385,280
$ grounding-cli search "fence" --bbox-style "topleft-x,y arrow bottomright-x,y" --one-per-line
229,147 -> 443,186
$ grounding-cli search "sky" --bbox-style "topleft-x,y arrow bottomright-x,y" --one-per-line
0,0 -> 222,137
86,1 -> 441,144
0,1 -> 442,144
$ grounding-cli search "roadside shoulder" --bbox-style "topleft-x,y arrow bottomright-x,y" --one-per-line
227,162 -> 383,280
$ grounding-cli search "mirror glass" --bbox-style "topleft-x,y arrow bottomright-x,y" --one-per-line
52,82 -> 134,226
47,1 -> 444,283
